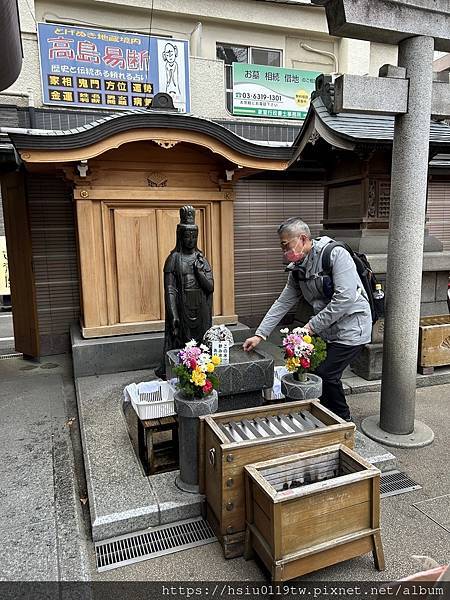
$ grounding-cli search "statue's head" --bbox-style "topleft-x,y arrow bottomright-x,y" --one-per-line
176,205 -> 198,252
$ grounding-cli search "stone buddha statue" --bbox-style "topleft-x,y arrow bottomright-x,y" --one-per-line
155,205 -> 214,378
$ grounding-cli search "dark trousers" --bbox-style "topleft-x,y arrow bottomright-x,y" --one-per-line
314,342 -> 365,420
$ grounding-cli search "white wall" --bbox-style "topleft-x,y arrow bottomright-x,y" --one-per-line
369,42 -> 398,76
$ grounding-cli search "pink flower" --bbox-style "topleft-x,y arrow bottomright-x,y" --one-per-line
202,380 -> 213,394
190,359 -> 197,369
300,357 -> 310,368
285,346 -> 294,358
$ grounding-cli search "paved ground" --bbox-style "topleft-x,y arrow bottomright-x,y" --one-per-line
0,354 -> 89,581
0,353 -> 448,585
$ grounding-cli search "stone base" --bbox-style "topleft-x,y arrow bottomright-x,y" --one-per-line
354,430 -> 396,472
361,415 -> 434,448
71,322 -> 251,378
280,373 -> 322,400
175,475 -> 199,494
75,369 -> 203,541
74,366 -> 399,542
219,390 -> 268,412
167,344 -> 274,396
350,343 -> 383,381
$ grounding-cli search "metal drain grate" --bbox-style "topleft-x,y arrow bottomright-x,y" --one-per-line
380,470 -> 421,498
0,353 -> 23,360
95,517 -> 217,572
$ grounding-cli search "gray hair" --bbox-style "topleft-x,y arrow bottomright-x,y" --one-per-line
277,217 -> 311,238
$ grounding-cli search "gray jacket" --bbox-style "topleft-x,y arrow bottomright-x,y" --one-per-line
255,236 -> 372,346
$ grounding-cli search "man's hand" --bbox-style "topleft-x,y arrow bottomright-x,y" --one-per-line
304,322 -> 314,335
243,335 -> 263,352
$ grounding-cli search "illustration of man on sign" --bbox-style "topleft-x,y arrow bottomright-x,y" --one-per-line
162,42 -> 180,97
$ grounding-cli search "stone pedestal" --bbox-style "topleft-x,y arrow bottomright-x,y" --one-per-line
350,343 -> 383,381
167,345 -> 274,400
280,373 -> 322,400
174,390 -> 218,494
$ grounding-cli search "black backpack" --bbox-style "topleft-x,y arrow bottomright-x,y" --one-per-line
320,241 -> 383,324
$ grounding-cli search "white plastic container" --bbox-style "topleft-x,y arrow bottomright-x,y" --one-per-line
124,380 -> 175,420
262,366 -> 288,402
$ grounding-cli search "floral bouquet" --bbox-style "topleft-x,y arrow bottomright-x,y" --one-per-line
173,340 -> 221,398
280,327 -> 327,382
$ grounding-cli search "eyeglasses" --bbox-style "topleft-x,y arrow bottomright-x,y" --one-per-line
279,237 -> 299,250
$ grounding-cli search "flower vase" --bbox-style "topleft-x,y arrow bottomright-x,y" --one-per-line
280,372 -> 322,401
295,372 -> 308,383
174,388 -> 218,493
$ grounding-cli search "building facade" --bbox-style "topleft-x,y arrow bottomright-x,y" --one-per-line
6,0 -> 448,359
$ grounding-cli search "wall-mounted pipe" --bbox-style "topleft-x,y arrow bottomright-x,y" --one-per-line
299,42 -> 339,73
190,22 -> 203,57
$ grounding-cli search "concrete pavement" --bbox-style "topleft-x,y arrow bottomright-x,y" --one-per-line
0,354 -> 89,581
0,353 -> 448,584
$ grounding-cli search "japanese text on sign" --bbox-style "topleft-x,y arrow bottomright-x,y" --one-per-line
38,23 -> 190,112
232,63 -> 320,120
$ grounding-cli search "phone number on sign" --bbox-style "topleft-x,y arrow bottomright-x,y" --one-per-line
235,92 -> 282,101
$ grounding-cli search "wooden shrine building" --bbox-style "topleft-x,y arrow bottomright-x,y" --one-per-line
3,81 -> 450,371
2,108 -> 290,358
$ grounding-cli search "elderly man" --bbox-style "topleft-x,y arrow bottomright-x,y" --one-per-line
243,217 -> 372,421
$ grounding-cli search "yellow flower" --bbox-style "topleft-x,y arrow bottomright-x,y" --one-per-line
303,335 -> 312,344
211,355 -> 221,366
286,357 -> 300,372
191,367 -> 206,386
206,362 -> 215,373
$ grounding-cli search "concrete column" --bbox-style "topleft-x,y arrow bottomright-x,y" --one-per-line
362,36 -> 434,447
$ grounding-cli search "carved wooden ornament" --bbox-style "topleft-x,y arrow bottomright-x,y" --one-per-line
147,172 -> 168,187
154,140 -> 178,149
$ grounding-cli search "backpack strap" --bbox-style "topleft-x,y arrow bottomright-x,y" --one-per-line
320,240 -> 350,273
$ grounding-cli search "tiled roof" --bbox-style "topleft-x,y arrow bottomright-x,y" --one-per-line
3,109 -> 292,161
295,96 -> 450,147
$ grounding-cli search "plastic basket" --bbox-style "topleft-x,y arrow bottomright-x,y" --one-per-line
124,380 -> 175,420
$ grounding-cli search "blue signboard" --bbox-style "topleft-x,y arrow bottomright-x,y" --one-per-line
37,23 -> 190,112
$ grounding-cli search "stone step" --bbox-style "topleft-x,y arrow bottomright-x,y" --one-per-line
75,370 -> 203,542
75,364 -> 396,542
354,430 -> 396,472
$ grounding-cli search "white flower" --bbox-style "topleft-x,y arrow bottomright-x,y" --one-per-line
197,353 -> 211,368
280,328 -> 289,334
185,339 -> 197,348
293,327 -> 308,335
200,343 -> 209,352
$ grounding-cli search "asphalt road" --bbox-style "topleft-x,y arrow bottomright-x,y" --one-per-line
0,311 -> 15,353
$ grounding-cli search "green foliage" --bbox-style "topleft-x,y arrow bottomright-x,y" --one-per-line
310,335 -> 327,371
173,364 -> 196,397
209,373 -> 219,389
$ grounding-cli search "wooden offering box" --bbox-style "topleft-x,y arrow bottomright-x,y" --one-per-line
199,400 -> 355,558
419,315 -> 450,373
244,445 -> 385,582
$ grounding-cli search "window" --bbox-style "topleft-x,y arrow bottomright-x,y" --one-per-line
216,43 -> 282,112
